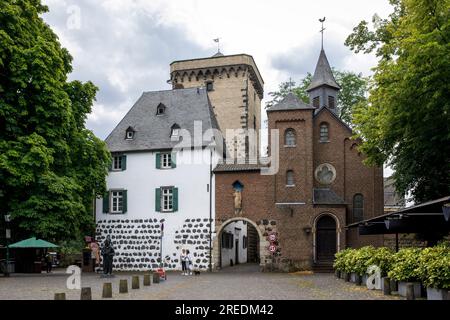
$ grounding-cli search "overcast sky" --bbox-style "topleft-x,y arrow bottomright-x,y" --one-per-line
42,0 -> 394,138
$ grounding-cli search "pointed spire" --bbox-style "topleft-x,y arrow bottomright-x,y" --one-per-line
306,49 -> 340,92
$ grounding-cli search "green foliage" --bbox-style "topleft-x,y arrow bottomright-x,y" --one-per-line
367,247 -> 394,277
266,70 -> 368,125
417,246 -> 450,289
347,0 -> 450,202
388,248 -> 422,282
333,248 -> 353,272
58,239 -> 85,256
0,0 -> 111,242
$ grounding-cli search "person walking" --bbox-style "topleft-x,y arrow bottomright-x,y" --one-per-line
186,249 -> 193,276
45,251 -> 53,273
180,249 -> 187,275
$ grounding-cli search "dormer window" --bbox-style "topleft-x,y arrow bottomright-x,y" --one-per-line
313,96 -> 320,108
156,103 -> 166,115
206,81 -> 214,92
328,96 -> 335,109
125,127 -> 135,140
171,123 -> 180,141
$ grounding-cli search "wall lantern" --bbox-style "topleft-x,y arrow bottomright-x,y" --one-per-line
443,204 -> 450,222
303,226 -> 312,234
4,214 -> 11,223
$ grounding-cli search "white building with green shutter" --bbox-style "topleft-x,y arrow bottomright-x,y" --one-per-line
95,88 -> 222,271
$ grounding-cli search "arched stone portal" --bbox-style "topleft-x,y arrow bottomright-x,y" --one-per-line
213,217 -> 271,271
312,213 -> 341,263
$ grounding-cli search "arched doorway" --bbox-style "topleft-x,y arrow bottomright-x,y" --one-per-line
315,215 -> 337,262
213,217 -> 267,271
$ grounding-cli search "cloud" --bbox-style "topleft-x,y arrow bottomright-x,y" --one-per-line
42,0 -> 210,139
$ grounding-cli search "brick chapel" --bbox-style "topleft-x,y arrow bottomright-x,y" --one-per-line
213,48 -> 384,272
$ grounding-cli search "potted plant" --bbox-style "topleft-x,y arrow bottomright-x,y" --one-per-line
333,248 -> 353,280
417,245 -> 450,300
388,248 -> 422,298
367,247 -> 394,292
351,246 -> 376,285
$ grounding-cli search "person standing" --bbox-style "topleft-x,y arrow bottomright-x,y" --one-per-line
180,249 -> 187,275
45,251 -> 53,273
186,249 -> 193,276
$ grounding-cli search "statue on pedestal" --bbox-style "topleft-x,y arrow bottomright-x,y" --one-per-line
101,235 -> 115,276
233,189 -> 242,215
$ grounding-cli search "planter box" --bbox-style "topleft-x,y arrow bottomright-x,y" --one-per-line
362,274 -> 369,287
426,287 -> 449,300
398,281 -> 421,298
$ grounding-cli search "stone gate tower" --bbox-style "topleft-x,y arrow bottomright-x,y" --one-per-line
169,53 -> 264,160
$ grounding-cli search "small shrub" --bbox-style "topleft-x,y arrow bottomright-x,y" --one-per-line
388,248 -> 422,282
417,246 -> 450,289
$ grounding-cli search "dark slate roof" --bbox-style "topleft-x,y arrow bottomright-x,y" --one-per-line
213,163 -> 267,172
267,92 -> 315,112
313,188 -> 346,205
307,49 -> 340,92
105,88 -> 220,152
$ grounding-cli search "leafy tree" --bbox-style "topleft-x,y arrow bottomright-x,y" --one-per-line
266,70 -> 368,125
0,0 -> 111,242
346,0 -> 450,202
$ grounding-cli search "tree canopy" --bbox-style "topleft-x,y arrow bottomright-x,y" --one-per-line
346,0 -> 450,202
0,0 -> 111,241
266,69 -> 368,125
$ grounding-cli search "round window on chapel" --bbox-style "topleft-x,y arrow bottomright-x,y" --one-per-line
315,163 -> 336,185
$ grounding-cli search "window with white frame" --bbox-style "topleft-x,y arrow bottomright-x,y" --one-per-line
126,130 -> 134,140
161,187 -> 173,212
111,191 -> 123,213
161,153 -> 172,169
284,129 -> 296,146
112,156 -> 122,170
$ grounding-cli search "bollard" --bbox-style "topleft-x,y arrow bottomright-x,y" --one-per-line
143,274 -> 151,286
102,282 -> 113,298
119,279 -> 128,294
383,278 -> 391,295
132,276 -> 140,289
406,283 -> 415,300
80,287 -> 92,300
54,293 -> 66,300
153,272 -> 160,284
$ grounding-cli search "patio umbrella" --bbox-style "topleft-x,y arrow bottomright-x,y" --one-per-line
9,237 -> 58,248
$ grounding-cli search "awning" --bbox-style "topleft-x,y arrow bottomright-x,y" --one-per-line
9,237 -> 59,248
346,195 -> 450,235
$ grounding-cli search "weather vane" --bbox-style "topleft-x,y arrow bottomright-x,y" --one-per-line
319,17 -> 326,50
213,37 -> 221,53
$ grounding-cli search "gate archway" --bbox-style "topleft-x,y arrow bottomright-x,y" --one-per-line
213,217 -> 270,271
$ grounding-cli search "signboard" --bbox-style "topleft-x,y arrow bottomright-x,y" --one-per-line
268,234 -> 276,242
268,244 -> 277,253
5,229 -> 11,239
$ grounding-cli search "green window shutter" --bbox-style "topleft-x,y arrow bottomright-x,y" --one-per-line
122,190 -> 127,213
156,153 -> 161,169
173,187 -> 178,212
155,188 -> 161,212
171,152 -> 177,168
121,155 -> 127,171
103,192 -> 110,213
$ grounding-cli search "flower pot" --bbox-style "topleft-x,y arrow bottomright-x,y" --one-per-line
350,273 -> 357,283
343,272 -> 350,282
362,274 -> 369,286
426,287 -> 449,300
335,270 -> 341,278
355,274 -> 362,286
398,281 -> 421,298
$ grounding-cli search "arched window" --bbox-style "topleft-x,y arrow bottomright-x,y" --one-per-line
320,123 -> 329,142
285,129 -> 296,146
286,170 -> 295,186
353,194 -> 364,222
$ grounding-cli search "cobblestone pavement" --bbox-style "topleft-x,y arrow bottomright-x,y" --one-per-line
0,264 -> 401,300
